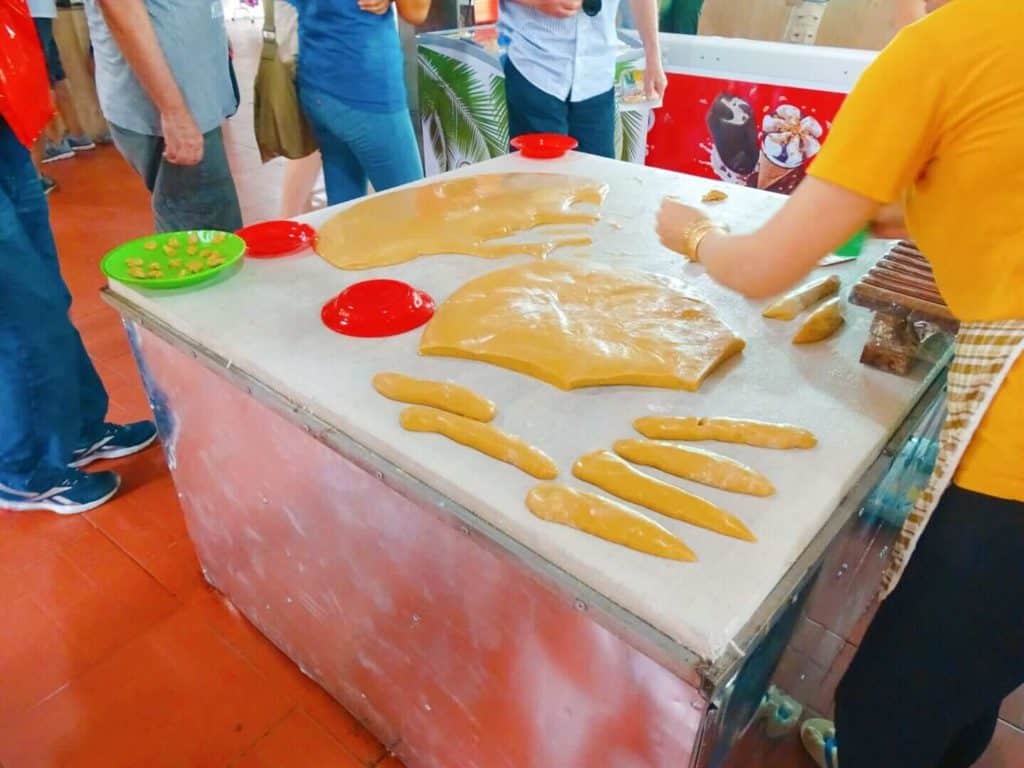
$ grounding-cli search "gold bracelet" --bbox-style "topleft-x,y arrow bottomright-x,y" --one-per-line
681,219 -> 727,262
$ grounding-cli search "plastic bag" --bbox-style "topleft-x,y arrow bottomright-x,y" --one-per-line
0,0 -> 55,148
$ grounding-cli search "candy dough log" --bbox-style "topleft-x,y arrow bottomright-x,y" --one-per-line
573,451 -> 756,542
613,439 -> 776,497
400,406 -> 558,480
634,416 -> 817,450
526,484 -> 696,562
792,297 -> 845,344
373,372 -> 496,422
762,275 -> 841,320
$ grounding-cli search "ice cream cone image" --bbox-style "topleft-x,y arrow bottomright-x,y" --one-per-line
757,104 -> 823,193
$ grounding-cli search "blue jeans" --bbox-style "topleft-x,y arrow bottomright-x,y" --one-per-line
504,60 -> 616,159
299,88 -> 423,205
110,124 -> 242,233
0,121 -> 108,487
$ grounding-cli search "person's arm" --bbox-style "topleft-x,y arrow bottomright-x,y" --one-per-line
628,0 -> 667,100
95,0 -> 203,165
657,20 -> 940,298
395,0 -> 431,24
657,178 -> 877,298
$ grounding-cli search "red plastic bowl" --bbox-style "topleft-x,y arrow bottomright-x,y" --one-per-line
511,133 -> 579,159
321,279 -> 436,338
237,220 -> 316,258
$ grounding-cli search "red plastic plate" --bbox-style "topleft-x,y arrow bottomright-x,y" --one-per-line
511,133 -> 579,159
321,279 -> 436,338
237,220 -> 316,258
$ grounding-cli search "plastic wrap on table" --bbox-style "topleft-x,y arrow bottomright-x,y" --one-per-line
862,393 -> 945,528
0,0 -> 55,148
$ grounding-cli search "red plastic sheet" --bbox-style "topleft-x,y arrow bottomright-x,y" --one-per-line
0,0 -> 54,148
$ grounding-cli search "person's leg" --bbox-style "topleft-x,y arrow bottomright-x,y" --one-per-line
835,485 -> 1024,768
503,59 -> 570,143
109,123 -> 163,193
0,123 -> 89,483
341,105 -> 423,195
300,89 -> 370,205
53,80 -> 92,147
567,88 -> 616,159
938,705 -> 1001,768
280,151 -> 323,218
151,127 -> 242,232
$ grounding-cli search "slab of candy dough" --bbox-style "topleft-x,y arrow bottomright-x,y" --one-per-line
634,416 -> 817,450
762,275 -> 841,320
316,173 -> 607,270
373,372 -> 496,422
526,484 -> 696,562
792,297 -> 845,344
399,406 -> 557,480
573,451 -> 755,542
420,259 -> 745,391
614,439 -> 775,497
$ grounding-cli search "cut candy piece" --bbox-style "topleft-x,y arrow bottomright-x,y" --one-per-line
634,416 -> 817,450
399,406 -> 557,480
373,372 -> 496,422
793,297 -> 845,344
573,451 -> 755,541
421,259 -> 745,391
614,439 -> 775,497
526,484 -> 696,562
762,275 -> 841,321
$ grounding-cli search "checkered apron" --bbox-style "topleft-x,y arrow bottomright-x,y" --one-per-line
881,321 -> 1024,598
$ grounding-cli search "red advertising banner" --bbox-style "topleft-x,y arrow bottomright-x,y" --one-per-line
645,72 -> 848,195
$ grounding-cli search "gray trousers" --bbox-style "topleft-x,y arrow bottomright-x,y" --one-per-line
110,124 -> 243,233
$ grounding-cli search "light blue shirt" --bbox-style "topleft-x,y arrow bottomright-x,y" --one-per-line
28,0 -> 57,18
498,0 -> 621,103
84,0 -> 235,136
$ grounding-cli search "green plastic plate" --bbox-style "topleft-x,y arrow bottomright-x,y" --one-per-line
101,230 -> 246,289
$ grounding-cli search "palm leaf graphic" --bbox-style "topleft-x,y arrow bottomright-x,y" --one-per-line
418,47 -> 507,172
618,108 -> 647,163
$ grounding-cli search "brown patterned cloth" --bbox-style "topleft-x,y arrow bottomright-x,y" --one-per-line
881,321 -> 1024,597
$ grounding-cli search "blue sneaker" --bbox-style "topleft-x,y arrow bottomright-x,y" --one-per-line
66,135 -> 96,152
71,421 -> 158,468
41,175 -> 57,195
0,470 -> 121,515
41,139 -> 75,164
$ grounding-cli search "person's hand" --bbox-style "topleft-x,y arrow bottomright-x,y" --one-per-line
645,57 -> 668,102
160,107 -> 203,166
657,197 -> 712,260
358,0 -> 391,14
870,202 -> 909,239
530,0 -> 582,19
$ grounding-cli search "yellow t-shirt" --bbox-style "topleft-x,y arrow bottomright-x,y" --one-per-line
809,0 -> 1024,502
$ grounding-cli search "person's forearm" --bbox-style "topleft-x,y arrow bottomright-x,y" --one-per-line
629,0 -> 661,63
95,0 -> 189,117
695,177 -> 879,298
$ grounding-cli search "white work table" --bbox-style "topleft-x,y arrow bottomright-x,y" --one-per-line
109,153 -> 929,662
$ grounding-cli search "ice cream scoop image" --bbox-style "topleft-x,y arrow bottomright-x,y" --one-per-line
758,104 -> 824,192
761,104 -> 824,168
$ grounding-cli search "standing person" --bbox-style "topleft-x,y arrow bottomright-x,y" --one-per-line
0,7 -> 157,515
498,0 -> 667,159
84,0 -> 242,233
655,0 -> 1023,766
293,0 -> 430,206
28,0 -> 96,195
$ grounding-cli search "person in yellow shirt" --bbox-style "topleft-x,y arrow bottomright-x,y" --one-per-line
656,0 -> 1023,765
